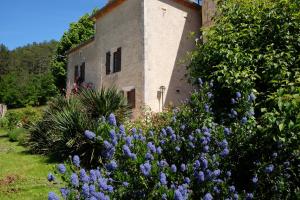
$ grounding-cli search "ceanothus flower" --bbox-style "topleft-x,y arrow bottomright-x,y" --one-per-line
241,117 -> 248,124
48,192 -> 60,200
246,193 -> 254,200
229,185 -> 235,193
72,155 -> 80,167
80,169 -> 90,183
198,78 -> 203,85
180,163 -> 186,172
233,193 -> 239,200
159,172 -> 167,185
219,139 -> 228,149
252,175 -> 258,184
70,173 -> 79,187
220,148 -> 230,157
109,129 -> 116,140
213,186 -> 220,194
108,113 -> 117,126
84,130 -> 96,140
162,193 -> 167,200
213,169 -> 221,177
98,177 -> 108,190
107,185 -> 114,193
147,142 -> 156,153
207,92 -> 213,99
47,173 -> 55,182
204,104 -> 210,112
82,183 -> 89,197
231,109 -> 238,117
60,188 -> 69,199
175,146 -> 181,152
57,164 -> 66,174
171,134 -> 177,141
140,161 -> 151,176
184,177 -> 190,184
197,171 -> 205,182
224,127 -> 231,136
248,93 -> 256,102
145,152 -> 154,160
200,157 -> 208,169
90,170 -> 97,182
203,145 -> 209,153
194,160 -> 201,169
122,145 -> 132,157
157,146 -> 162,154
203,193 -> 213,200
171,164 -> 177,173
231,98 -> 236,104
106,160 -> 118,171
119,124 -> 125,135
236,92 -> 242,99
265,164 -> 274,173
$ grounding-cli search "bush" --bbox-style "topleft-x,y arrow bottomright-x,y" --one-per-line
46,81 -> 260,200
28,88 -> 129,163
47,80 -> 299,200
1,107 -> 44,130
7,128 -> 28,143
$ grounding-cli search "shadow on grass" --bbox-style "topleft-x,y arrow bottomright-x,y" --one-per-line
18,149 -> 63,164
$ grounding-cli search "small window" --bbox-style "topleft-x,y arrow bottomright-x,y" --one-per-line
79,62 -> 85,84
127,89 -> 135,109
106,52 -> 111,74
74,65 -> 79,83
113,47 -> 121,73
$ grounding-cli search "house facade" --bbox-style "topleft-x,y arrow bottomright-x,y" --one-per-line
67,0 -> 215,117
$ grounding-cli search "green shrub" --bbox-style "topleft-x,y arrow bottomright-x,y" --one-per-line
8,128 -> 28,142
3,106 -> 44,130
28,88 -> 129,163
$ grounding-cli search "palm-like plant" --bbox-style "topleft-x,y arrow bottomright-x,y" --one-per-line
28,87 -> 129,163
79,87 -> 130,123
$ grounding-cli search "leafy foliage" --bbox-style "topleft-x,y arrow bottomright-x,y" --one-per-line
0,41 -> 59,108
28,88 -> 129,164
51,13 -> 95,91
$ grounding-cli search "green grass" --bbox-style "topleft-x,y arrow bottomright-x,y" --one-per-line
0,129 -> 59,200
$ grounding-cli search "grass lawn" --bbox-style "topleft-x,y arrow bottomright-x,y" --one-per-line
0,129 -> 59,200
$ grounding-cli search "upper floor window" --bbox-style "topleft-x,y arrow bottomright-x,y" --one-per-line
113,47 -> 122,73
106,47 -> 122,75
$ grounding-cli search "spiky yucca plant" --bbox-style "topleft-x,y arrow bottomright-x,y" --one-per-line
28,87 -> 129,163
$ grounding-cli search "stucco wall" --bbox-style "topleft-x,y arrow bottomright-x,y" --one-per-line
67,41 -> 99,89
202,0 -> 216,27
94,0 -> 144,117
144,0 -> 201,112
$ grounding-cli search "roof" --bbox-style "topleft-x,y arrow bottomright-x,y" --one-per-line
66,37 -> 95,55
91,0 -> 201,20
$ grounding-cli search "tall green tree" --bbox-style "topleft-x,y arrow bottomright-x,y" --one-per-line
0,44 -> 10,76
51,13 -> 95,91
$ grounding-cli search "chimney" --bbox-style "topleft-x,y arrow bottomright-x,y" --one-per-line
202,0 -> 216,27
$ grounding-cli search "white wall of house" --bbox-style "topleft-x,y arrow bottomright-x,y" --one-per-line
94,0 -> 144,117
143,0 -> 201,112
67,41 -> 100,89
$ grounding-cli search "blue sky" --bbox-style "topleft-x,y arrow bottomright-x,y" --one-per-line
0,0 -> 107,50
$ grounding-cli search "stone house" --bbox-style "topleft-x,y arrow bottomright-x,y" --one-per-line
66,0 -> 215,117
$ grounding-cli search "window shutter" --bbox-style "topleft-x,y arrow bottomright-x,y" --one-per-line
74,65 -> 79,83
117,47 -> 121,72
127,89 -> 136,109
113,51 -> 117,73
79,62 -> 85,84
106,52 -> 111,74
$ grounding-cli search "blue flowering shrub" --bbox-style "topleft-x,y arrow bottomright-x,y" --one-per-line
47,80 -> 264,200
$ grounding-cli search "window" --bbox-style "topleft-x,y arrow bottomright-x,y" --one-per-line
127,89 -> 135,109
106,51 -> 111,74
79,62 -> 85,85
74,65 -> 79,83
113,47 -> 121,73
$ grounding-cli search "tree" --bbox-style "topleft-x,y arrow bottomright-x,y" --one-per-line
51,13 -> 95,92
0,44 -> 10,76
